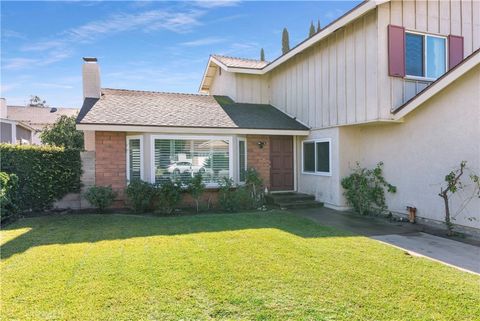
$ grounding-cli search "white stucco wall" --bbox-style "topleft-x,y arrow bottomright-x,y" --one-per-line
311,65 -> 480,229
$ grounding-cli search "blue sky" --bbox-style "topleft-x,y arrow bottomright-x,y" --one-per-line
1,1 -> 359,108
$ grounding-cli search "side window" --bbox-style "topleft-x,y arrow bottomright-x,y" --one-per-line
127,137 -> 143,182
303,139 -> 331,175
238,139 -> 246,182
406,33 -> 424,77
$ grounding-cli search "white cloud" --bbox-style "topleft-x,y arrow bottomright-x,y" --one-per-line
180,36 -> 226,47
193,0 -> 240,9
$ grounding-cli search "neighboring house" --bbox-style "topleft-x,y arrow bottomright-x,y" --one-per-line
0,98 -> 35,145
7,104 -> 79,145
77,0 -> 480,231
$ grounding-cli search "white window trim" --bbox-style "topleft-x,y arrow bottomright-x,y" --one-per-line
301,138 -> 332,176
149,134 -> 234,188
405,30 -> 448,81
238,137 -> 247,184
126,135 -> 144,183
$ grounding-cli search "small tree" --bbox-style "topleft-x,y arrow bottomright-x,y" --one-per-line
309,21 -> 316,37
40,115 -> 84,149
188,172 -> 205,213
260,48 -> 265,61
29,95 -> 48,107
438,161 -> 480,235
317,19 -> 321,33
282,28 -> 290,54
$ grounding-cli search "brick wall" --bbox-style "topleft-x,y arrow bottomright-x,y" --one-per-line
95,131 -> 126,205
246,135 -> 271,189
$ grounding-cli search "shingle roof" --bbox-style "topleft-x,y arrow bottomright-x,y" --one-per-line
212,55 -> 269,69
77,88 -> 308,131
7,106 -> 79,130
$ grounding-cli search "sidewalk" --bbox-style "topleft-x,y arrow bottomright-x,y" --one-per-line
295,207 -> 480,274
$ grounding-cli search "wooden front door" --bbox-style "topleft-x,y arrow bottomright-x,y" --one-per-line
270,136 -> 294,191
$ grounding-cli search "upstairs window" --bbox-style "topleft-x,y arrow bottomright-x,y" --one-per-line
405,32 -> 446,80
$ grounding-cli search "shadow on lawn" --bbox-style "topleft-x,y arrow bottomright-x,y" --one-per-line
1,212 -> 357,260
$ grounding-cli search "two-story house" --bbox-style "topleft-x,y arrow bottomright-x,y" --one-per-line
77,0 -> 480,232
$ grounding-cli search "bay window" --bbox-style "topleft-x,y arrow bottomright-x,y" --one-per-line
151,136 -> 231,186
126,136 -> 143,182
405,32 -> 446,80
302,139 -> 331,176
238,138 -> 247,183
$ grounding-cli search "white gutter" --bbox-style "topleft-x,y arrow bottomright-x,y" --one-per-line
393,51 -> 480,119
76,124 -> 309,136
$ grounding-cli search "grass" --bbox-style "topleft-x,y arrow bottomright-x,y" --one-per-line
1,211 -> 479,321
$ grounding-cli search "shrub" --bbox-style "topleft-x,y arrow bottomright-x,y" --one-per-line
218,177 -> 238,212
126,180 -> 157,213
0,172 -> 19,222
157,180 -> 182,214
341,162 -> 397,216
188,173 -> 205,213
84,186 -> 117,213
40,115 -> 84,150
0,144 -> 82,213
245,168 -> 265,208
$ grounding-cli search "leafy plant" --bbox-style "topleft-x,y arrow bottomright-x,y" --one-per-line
157,180 -> 182,215
188,173 -> 205,213
0,144 -> 82,213
40,115 -> 84,150
0,172 -> 19,222
438,161 -> 480,235
341,162 -> 397,216
218,177 -> 238,212
244,168 -> 265,208
84,186 -> 117,213
126,180 -> 157,213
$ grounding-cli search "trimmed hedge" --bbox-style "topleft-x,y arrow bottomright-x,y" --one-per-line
0,171 -> 19,222
0,144 -> 82,212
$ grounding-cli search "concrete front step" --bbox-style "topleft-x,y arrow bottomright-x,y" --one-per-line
266,192 -> 323,209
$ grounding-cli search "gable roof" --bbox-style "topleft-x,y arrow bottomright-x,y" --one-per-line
7,105 -> 79,130
393,49 -> 480,119
76,88 -> 309,134
200,0 -> 386,92
212,55 -> 269,69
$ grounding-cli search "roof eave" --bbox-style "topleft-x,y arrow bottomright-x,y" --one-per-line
76,123 -> 309,136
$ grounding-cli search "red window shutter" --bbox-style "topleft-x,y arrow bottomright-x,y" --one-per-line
448,35 -> 464,69
388,24 -> 406,77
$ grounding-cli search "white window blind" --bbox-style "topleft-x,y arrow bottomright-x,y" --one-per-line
238,140 -> 246,182
128,138 -> 142,181
153,138 -> 230,185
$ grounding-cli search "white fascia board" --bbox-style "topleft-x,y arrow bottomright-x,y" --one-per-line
204,0 -> 381,77
394,52 -> 480,119
76,124 -> 310,136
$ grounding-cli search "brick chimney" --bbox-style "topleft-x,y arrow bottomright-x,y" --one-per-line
82,57 -> 101,99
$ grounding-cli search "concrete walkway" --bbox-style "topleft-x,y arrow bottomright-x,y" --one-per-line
295,207 -> 480,274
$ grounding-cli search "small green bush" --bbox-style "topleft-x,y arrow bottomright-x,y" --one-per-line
0,172 -> 19,222
84,186 -> 117,213
245,168 -> 265,208
218,177 -> 238,212
187,173 -> 205,213
0,144 -> 82,213
126,180 -> 157,213
341,162 -> 397,216
157,180 -> 182,214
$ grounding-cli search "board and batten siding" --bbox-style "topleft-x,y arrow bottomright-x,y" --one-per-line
385,0 -> 480,110
269,10 -> 378,129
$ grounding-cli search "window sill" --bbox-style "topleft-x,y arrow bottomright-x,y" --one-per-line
404,75 -> 436,82
301,171 -> 332,177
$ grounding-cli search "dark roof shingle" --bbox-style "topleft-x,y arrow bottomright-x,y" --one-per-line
77,89 -> 308,131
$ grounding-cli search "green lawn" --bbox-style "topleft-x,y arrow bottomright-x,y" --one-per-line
1,212 -> 479,321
